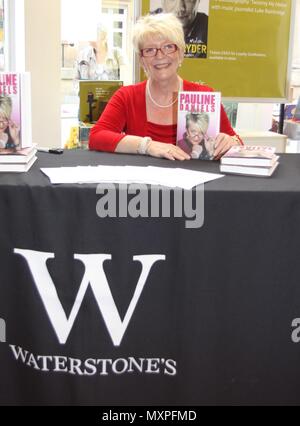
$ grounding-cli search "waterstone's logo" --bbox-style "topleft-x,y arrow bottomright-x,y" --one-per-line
2,250 -> 176,376
96,183 -> 205,229
14,249 -> 165,346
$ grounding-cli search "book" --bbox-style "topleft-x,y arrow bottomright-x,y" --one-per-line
221,145 -> 278,167
220,161 -> 279,177
0,145 -> 36,163
0,72 -> 32,149
235,131 -> 287,153
177,91 -> 221,160
79,80 -> 123,123
0,154 -> 37,172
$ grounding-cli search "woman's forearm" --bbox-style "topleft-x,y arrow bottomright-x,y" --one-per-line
114,135 -> 143,154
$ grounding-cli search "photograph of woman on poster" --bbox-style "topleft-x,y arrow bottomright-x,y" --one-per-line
150,0 -> 209,58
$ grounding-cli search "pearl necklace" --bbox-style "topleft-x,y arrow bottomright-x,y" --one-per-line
146,78 -> 182,108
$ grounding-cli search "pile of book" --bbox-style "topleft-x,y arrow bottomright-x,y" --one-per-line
220,145 -> 279,177
0,145 -> 37,172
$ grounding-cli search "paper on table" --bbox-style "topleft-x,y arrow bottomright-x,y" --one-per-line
41,165 -> 224,188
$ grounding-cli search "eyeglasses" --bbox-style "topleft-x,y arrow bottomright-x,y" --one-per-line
141,43 -> 178,57
188,129 -> 204,138
0,119 -> 8,127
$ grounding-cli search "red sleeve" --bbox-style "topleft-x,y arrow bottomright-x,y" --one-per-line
89,88 -> 128,152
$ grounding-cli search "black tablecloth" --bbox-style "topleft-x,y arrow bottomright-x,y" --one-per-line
1,151 -> 300,405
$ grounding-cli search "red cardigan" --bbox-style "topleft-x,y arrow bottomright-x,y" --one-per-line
89,80 -> 237,152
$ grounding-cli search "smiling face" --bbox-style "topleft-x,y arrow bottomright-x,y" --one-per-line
140,37 -> 182,83
186,120 -> 206,145
163,0 -> 200,32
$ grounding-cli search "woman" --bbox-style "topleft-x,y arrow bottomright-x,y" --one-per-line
89,13 -> 241,160
177,112 -> 214,160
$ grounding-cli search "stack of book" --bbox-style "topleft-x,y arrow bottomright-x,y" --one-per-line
220,145 -> 279,177
0,145 -> 37,172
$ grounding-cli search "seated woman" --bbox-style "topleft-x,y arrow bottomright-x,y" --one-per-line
89,13 -> 242,160
177,112 -> 215,160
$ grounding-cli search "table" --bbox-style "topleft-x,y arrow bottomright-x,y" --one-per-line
1,151 -> 300,405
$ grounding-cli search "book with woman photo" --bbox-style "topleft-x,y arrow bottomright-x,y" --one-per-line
0,72 -> 32,151
176,91 -> 221,160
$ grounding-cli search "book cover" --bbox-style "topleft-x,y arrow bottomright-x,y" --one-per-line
79,80 -> 123,123
177,91 -> 221,160
220,161 -> 279,177
0,72 -> 32,150
221,145 -> 278,167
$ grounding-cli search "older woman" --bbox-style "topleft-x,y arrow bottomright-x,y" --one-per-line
177,112 -> 214,160
89,13 -> 241,160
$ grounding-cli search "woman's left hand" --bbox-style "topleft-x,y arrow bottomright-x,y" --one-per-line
213,133 -> 240,160
9,120 -> 20,146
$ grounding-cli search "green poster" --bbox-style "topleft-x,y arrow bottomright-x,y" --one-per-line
141,0 -> 293,100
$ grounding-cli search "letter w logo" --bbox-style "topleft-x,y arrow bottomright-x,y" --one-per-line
14,249 -> 165,346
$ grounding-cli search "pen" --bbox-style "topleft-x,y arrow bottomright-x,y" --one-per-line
37,147 -> 64,154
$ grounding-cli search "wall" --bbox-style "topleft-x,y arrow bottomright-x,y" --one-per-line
24,0 -> 61,148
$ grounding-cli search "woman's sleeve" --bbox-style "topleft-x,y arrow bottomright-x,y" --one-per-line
89,88 -> 127,152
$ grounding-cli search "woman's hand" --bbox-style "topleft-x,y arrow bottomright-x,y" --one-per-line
213,133 -> 240,160
191,144 -> 203,159
147,141 -> 191,161
8,120 -> 20,147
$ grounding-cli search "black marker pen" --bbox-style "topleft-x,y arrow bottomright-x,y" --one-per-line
37,147 -> 64,154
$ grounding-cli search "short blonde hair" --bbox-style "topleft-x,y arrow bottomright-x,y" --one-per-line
0,96 -> 12,119
186,113 -> 209,132
132,13 -> 185,55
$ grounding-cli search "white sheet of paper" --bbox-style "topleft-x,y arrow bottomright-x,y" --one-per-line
41,165 -> 224,188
